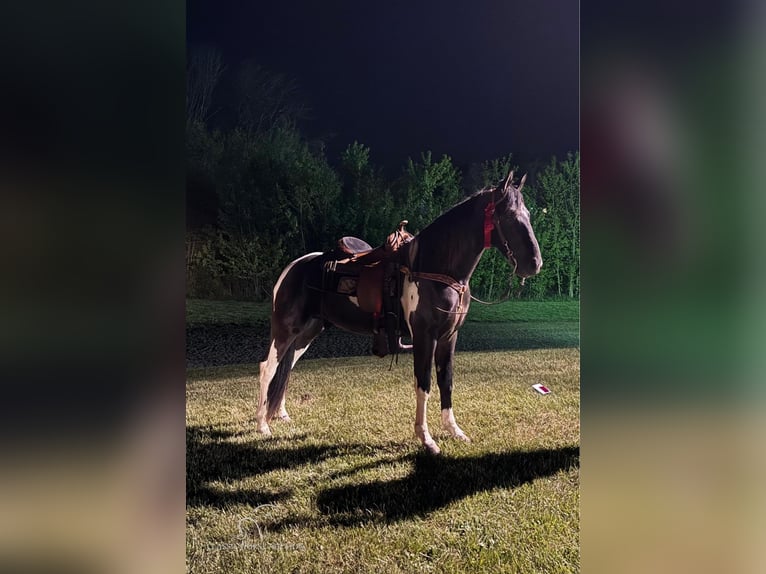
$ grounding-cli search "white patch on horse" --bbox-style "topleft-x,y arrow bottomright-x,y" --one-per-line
348,296 -> 360,308
441,408 -> 470,442
401,276 -> 420,336
256,341 -> 279,435
414,387 -> 440,454
291,342 -> 312,368
272,252 -> 322,307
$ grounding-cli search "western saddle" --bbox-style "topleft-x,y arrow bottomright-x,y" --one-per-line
323,220 -> 414,357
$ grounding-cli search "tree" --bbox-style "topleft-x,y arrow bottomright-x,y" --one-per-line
464,154 -> 516,192
397,151 -> 462,232
338,142 -> 395,242
531,152 -> 580,298
235,61 -> 309,134
186,46 -> 225,126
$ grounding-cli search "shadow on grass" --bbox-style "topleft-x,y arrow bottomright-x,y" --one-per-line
186,425 -> 404,509
187,425 -> 324,508
187,425 -> 578,524
315,446 -> 579,523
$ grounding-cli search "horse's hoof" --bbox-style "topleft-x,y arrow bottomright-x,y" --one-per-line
272,414 -> 292,423
443,423 -> 471,442
423,441 -> 441,455
256,425 -> 272,436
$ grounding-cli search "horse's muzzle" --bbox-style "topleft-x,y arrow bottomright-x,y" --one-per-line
518,256 -> 542,278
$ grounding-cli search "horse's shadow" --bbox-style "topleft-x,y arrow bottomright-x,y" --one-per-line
313,446 -> 579,525
187,425 -> 328,508
187,425 -> 578,524
186,425 -> 407,508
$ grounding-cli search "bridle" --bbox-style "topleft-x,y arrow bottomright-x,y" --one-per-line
403,187 -> 524,314
464,189 -> 523,307
483,188 -> 519,276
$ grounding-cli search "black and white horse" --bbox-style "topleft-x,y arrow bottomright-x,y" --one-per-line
256,171 -> 542,454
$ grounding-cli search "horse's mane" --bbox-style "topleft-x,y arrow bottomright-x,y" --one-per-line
416,187 -> 489,239
431,183 -> 511,223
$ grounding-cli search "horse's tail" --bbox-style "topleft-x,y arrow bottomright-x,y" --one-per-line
265,340 -> 296,421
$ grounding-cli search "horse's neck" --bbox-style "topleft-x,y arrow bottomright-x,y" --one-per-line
413,193 -> 488,283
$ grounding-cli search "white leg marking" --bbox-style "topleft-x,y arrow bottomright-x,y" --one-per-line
414,387 -> 440,454
256,341 -> 279,435
272,252 -> 322,307
441,408 -> 471,442
276,395 -> 291,422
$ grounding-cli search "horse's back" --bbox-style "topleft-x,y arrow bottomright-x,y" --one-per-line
272,252 -> 324,325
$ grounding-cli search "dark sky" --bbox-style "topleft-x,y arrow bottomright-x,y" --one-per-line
187,0 -> 579,172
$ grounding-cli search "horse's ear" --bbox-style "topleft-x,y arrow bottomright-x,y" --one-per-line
502,170 -> 514,193
518,173 -> 527,192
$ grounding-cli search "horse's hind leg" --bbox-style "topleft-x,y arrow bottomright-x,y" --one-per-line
256,337 -> 289,435
274,318 -> 324,423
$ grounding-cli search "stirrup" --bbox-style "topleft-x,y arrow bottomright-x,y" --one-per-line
389,336 -> 413,353
397,338 -> 413,351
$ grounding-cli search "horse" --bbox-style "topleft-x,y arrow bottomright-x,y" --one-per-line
256,171 -> 542,454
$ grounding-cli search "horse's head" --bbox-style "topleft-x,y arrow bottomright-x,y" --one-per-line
493,171 -> 543,278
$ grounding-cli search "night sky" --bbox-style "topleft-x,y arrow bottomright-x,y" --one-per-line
187,0 -> 579,172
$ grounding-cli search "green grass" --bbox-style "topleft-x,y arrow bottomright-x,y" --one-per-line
187,349 -> 580,573
457,322 -> 579,351
186,298 -> 579,326
465,300 -> 579,323
187,299 -> 273,326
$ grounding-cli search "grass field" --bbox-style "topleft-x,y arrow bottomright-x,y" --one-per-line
187,299 -> 579,573
186,298 -> 579,327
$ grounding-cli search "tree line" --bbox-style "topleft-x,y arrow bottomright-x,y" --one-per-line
186,47 -> 579,301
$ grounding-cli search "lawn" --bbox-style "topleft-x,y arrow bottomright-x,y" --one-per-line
187,298 -> 579,573
186,298 -> 579,327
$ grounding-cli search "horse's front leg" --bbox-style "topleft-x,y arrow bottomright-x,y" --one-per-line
413,332 -> 439,454
435,333 -> 470,442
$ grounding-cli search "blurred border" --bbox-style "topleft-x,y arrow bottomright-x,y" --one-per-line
0,1 -> 185,573
582,0 -> 766,572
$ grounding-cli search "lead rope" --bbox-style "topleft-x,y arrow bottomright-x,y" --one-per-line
468,248 -> 523,306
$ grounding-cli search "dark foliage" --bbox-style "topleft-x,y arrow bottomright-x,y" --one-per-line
185,58 -> 578,301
